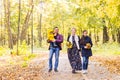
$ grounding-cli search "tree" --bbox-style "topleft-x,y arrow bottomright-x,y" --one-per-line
20,0 -> 34,44
4,0 -> 13,49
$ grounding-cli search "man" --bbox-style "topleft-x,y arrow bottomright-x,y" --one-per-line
47,27 -> 63,72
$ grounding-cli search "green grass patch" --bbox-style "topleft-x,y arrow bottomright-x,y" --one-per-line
92,42 -> 120,56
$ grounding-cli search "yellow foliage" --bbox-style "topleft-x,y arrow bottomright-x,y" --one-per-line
86,43 -> 91,49
11,41 -> 30,56
0,47 -> 7,56
22,61 -> 28,67
66,42 -> 72,48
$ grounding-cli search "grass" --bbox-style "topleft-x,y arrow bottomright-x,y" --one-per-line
92,42 -> 120,56
1,42 -> 120,68
62,42 -> 120,56
0,41 -> 37,68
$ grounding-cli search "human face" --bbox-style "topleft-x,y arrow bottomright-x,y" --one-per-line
83,31 -> 88,37
54,28 -> 59,34
71,28 -> 76,35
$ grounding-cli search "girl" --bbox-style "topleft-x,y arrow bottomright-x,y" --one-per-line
80,30 -> 93,74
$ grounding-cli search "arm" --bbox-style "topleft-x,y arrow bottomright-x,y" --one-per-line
80,45 -> 85,49
55,35 -> 63,43
47,39 -> 53,43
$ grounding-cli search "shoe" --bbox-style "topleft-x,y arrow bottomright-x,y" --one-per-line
54,69 -> 58,72
82,70 -> 87,74
72,70 -> 76,74
48,69 -> 52,72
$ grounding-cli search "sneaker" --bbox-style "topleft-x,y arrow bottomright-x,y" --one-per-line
54,69 -> 58,72
48,69 -> 52,72
82,70 -> 87,74
82,70 -> 85,74
72,70 -> 76,74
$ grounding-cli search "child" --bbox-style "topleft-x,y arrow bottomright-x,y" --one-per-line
80,30 -> 93,74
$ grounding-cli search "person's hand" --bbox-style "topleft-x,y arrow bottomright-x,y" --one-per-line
52,39 -> 56,42
84,46 -> 88,49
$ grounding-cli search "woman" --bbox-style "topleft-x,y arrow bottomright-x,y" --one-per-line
67,28 -> 82,73
80,30 -> 93,74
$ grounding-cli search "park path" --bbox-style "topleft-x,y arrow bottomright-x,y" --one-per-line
0,50 -> 120,80
30,51 -> 120,80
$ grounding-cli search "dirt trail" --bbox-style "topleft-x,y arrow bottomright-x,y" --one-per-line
0,52 -> 120,80
31,53 -> 120,80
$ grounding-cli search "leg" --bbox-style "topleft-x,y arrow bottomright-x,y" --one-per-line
54,48 -> 60,70
49,48 -> 54,70
82,56 -> 89,70
82,57 -> 88,70
86,57 -> 89,70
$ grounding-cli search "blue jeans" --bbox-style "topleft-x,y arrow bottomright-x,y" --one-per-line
82,57 -> 89,70
49,47 -> 60,70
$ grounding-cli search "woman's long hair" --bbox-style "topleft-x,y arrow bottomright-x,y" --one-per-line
80,30 -> 87,45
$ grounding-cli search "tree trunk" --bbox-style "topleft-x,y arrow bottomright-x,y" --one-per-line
27,34 -> 30,45
96,30 -> 99,42
31,5 -> 34,53
38,13 -> 42,47
94,28 -> 97,44
20,0 -> 34,44
102,19 -> 109,43
112,34 -> 116,42
0,6 -> 3,46
117,28 -> 120,43
4,0 -> 13,49
16,0 -> 21,55
108,17 -> 115,42
103,26 -> 109,43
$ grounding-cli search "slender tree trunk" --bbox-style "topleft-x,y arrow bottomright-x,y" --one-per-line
94,28 -> 97,45
20,0 -> 34,44
7,0 -> 13,49
108,17 -> 116,42
4,0 -> 13,49
96,29 -> 99,42
38,13 -> 42,47
31,3 -> 34,53
102,19 -> 109,43
112,34 -> 116,42
89,31 -> 91,38
103,26 -> 109,43
3,0 -> 7,45
17,0 -> 21,55
0,6 -> 3,46
27,34 -> 30,45
117,28 -> 120,43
